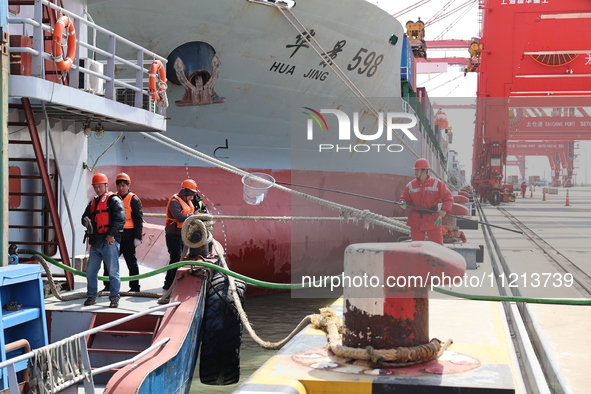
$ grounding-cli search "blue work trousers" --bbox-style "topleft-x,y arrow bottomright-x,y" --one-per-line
87,240 -> 120,298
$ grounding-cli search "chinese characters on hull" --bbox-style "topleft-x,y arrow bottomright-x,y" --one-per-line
268,30 -> 385,81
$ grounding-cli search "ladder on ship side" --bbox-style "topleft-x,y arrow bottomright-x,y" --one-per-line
7,98 -> 74,290
85,313 -> 162,380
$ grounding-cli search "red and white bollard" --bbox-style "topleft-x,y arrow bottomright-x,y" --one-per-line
543,191 -> 546,201
530,187 -> 533,198
566,189 -> 570,206
342,242 -> 466,348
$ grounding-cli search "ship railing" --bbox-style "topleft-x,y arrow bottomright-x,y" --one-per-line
7,0 -> 167,115
0,302 -> 180,394
402,99 -> 447,167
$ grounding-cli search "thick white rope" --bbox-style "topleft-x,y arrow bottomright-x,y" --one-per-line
139,131 -> 410,234
145,212 -> 408,222
211,239 -> 314,350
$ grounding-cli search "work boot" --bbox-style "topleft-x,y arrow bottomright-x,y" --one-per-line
84,296 -> 96,306
130,287 -> 141,292
109,296 -> 119,308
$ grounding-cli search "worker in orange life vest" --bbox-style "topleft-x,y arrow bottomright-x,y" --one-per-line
520,181 -> 527,198
442,225 -> 467,243
399,158 -> 454,245
163,179 -> 208,290
81,173 -> 125,308
102,173 -> 144,292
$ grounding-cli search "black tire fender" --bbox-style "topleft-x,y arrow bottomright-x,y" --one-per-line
199,271 -> 246,385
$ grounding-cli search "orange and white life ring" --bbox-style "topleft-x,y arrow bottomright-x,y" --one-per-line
148,60 -> 167,102
52,15 -> 76,72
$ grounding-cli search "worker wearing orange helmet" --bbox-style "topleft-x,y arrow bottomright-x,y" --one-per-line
163,179 -> 208,290
81,173 -> 125,308
399,158 -> 454,245
101,173 -> 144,292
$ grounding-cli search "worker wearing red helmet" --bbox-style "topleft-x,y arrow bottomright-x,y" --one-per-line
81,173 -> 125,308
163,179 -> 208,290
399,158 -> 454,245
101,173 -> 144,292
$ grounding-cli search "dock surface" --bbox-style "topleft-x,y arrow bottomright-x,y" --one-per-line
234,186 -> 591,393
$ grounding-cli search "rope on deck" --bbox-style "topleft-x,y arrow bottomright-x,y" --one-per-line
27,336 -> 91,394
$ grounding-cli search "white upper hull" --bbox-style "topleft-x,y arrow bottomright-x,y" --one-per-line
86,0 -> 445,178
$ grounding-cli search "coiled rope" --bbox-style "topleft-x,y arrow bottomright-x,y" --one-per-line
181,214 -> 214,248
311,307 -> 452,367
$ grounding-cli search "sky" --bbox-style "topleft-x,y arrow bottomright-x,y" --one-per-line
369,0 -> 591,186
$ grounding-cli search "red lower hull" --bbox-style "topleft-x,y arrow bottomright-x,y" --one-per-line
92,165 -> 411,293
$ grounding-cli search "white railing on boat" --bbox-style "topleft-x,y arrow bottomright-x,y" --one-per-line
402,100 -> 443,171
7,0 -> 167,115
0,302 -> 180,394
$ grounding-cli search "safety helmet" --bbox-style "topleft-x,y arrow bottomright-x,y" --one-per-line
92,173 -> 109,185
116,172 -> 131,183
413,158 -> 431,170
181,179 -> 198,193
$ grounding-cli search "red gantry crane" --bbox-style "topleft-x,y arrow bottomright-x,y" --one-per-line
472,0 -> 591,204
507,141 -> 576,187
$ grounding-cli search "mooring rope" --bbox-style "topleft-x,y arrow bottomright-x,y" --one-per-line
211,240 -> 314,350
139,131 -> 410,234
145,212 -> 409,223
310,307 -> 452,367
207,232 -> 448,365
212,233 -> 452,363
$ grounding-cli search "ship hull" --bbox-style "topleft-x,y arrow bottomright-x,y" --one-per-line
86,0 -> 445,288
95,164 -> 413,288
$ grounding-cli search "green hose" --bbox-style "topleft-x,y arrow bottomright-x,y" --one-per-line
27,249 -> 591,304
433,286 -> 591,305
26,249 -> 333,290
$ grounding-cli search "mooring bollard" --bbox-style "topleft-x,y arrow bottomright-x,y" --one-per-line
342,242 -> 466,348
